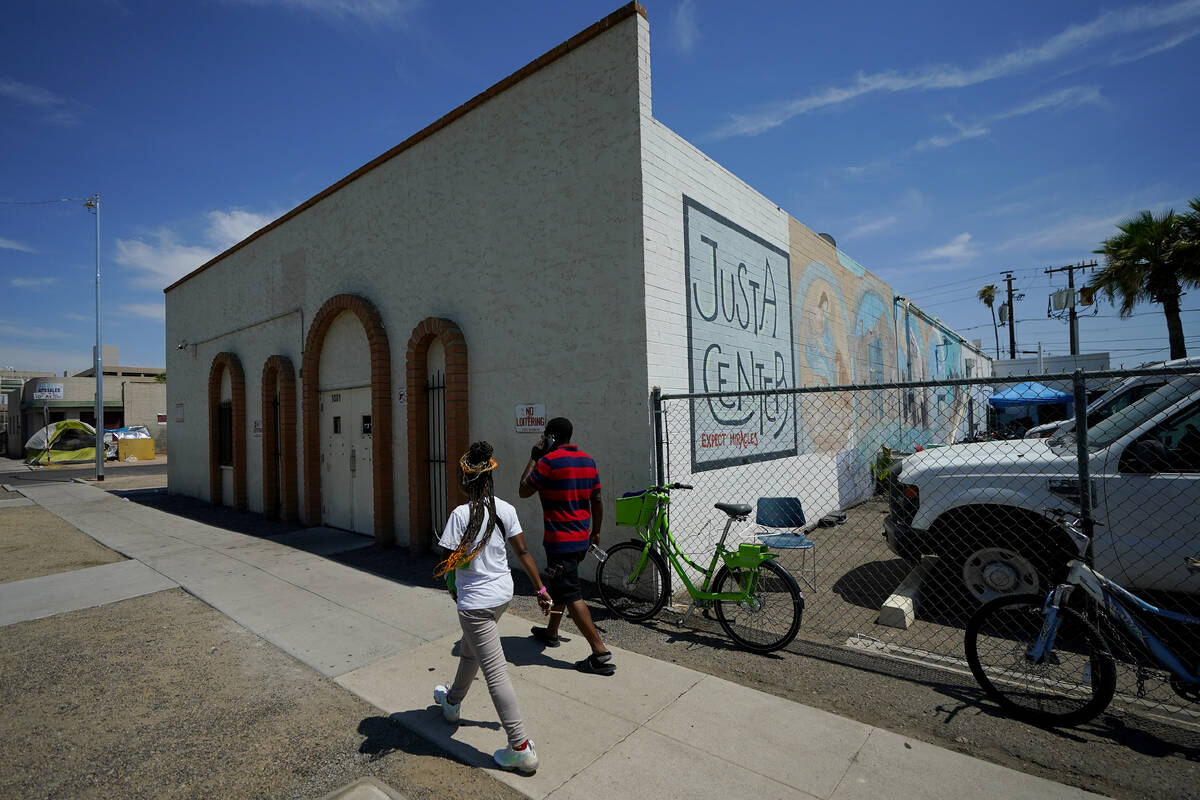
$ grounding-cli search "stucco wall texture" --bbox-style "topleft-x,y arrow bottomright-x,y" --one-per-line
165,4 -> 985,551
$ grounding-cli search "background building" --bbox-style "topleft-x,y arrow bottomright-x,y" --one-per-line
3,346 -> 166,459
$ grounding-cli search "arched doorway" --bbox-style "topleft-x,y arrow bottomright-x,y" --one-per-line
207,352 -> 247,510
261,355 -> 298,522
301,294 -> 393,543
406,318 -> 468,554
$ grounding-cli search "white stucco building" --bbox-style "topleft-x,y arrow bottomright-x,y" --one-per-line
165,3 -> 987,557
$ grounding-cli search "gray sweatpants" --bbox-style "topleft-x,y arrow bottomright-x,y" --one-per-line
446,602 -> 528,748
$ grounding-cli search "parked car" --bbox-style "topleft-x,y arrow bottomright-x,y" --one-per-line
885,374 -> 1200,603
1023,356 -> 1200,439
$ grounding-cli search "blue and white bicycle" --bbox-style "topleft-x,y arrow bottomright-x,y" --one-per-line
964,510 -> 1200,727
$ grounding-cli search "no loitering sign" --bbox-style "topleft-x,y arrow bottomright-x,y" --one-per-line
515,403 -> 546,433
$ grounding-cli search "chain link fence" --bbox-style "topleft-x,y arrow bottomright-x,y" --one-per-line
648,367 -> 1200,723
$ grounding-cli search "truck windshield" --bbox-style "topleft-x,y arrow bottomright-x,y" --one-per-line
1082,375 -> 1200,451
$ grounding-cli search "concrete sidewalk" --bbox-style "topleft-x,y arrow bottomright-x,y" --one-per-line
4,480 -> 1107,800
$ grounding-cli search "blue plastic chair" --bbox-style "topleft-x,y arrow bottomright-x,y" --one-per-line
754,497 -> 816,590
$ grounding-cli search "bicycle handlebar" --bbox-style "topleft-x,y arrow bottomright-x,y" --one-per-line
653,483 -> 692,491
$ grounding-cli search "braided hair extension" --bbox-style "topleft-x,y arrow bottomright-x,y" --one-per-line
433,441 -> 500,577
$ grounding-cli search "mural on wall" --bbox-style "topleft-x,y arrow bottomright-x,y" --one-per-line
680,199 -> 984,491
794,260 -> 854,455
851,287 -> 899,449
683,196 -> 796,472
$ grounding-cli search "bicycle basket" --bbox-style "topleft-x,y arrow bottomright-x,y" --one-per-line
615,491 -> 657,527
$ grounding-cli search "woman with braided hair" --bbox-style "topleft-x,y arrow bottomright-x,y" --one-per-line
433,440 -> 552,774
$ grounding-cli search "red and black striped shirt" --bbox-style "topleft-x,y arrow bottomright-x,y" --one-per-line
524,444 -> 602,554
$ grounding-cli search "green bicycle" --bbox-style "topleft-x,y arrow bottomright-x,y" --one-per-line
596,483 -> 804,653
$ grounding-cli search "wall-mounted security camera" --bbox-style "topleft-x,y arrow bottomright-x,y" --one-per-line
176,340 -> 189,350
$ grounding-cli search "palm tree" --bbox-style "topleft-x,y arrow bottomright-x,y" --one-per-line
978,284 -> 1000,359
1091,197 -> 1200,360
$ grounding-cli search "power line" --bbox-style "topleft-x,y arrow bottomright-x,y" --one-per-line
0,197 -> 89,206
903,266 -> 1045,304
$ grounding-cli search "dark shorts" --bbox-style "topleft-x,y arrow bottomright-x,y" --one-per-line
545,550 -> 586,604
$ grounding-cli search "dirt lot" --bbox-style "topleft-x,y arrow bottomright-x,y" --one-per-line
0,506 -> 125,583
0,590 -> 526,800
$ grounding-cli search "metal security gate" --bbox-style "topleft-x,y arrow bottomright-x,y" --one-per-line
427,370 -> 447,537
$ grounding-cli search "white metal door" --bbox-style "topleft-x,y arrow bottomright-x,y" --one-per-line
350,387 -> 374,535
321,390 -> 352,530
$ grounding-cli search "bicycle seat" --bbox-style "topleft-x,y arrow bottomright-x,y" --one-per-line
715,502 -> 752,519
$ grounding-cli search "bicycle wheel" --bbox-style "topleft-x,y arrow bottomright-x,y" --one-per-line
597,542 -> 670,622
712,560 -> 803,653
965,593 -> 1116,727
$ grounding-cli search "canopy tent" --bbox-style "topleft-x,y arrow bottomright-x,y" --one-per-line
24,420 -> 98,465
988,381 -> 1073,409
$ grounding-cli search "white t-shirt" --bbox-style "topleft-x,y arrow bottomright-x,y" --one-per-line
437,498 -> 523,611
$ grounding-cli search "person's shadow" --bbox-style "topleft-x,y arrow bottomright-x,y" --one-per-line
358,709 -> 501,767
501,633 -> 580,669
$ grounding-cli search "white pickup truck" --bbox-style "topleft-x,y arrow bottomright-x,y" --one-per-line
884,375 -> 1200,603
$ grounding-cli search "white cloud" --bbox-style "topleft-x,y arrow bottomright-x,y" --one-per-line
115,207 -> 279,289
846,215 -> 899,238
229,0 -> 422,26
674,0 -> 699,53
0,77 -> 81,125
121,303 -> 166,322
711,0 -> 1200,138
994,85 -> 1104,120
10,276 -> 57,288
995,212 -> 1126,252
205,209 -> 275,248
914,87 -> 1103,151
1,236 -> 35,252
115,234 -> 221,290
915,115 -> 989,151
913,232 -> 977,263
994,195 -> 1187,253
1111,25 -> 1200,64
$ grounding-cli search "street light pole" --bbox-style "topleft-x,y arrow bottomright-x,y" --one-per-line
84,194 -> 103,481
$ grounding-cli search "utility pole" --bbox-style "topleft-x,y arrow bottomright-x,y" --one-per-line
1045,261 -> 1098,356
1004,272 -> 1017,359
84,195 -> 103,482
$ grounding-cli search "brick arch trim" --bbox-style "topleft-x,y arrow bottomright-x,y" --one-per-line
301,294 -> 394,543
207,352 -> 247,511
406,318 -> 468,554
261,355 -> 298,523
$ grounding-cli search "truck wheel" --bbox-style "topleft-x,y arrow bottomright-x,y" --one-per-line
960,545 -> 1043,604
936,508 -> 1074,606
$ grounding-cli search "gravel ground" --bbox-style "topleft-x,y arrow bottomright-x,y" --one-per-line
0,506 -> 125,583
332,542 -> 1200,800
0,589 -> 526,800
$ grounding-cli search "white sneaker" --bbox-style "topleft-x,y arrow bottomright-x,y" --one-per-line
493,740 -> 538,774
433,684 -> 460,723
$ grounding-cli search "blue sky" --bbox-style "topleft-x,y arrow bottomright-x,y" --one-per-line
2,0 -> 1198,374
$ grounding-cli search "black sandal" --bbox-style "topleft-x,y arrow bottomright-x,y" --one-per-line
575,653 -> 616,675
530,626 -> 560,647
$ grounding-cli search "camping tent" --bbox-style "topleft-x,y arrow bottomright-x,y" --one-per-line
988,381 -> 1073,408
24,420 -> 98,465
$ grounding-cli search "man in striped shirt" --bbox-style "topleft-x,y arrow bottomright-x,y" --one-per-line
519,417 -> 615,675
